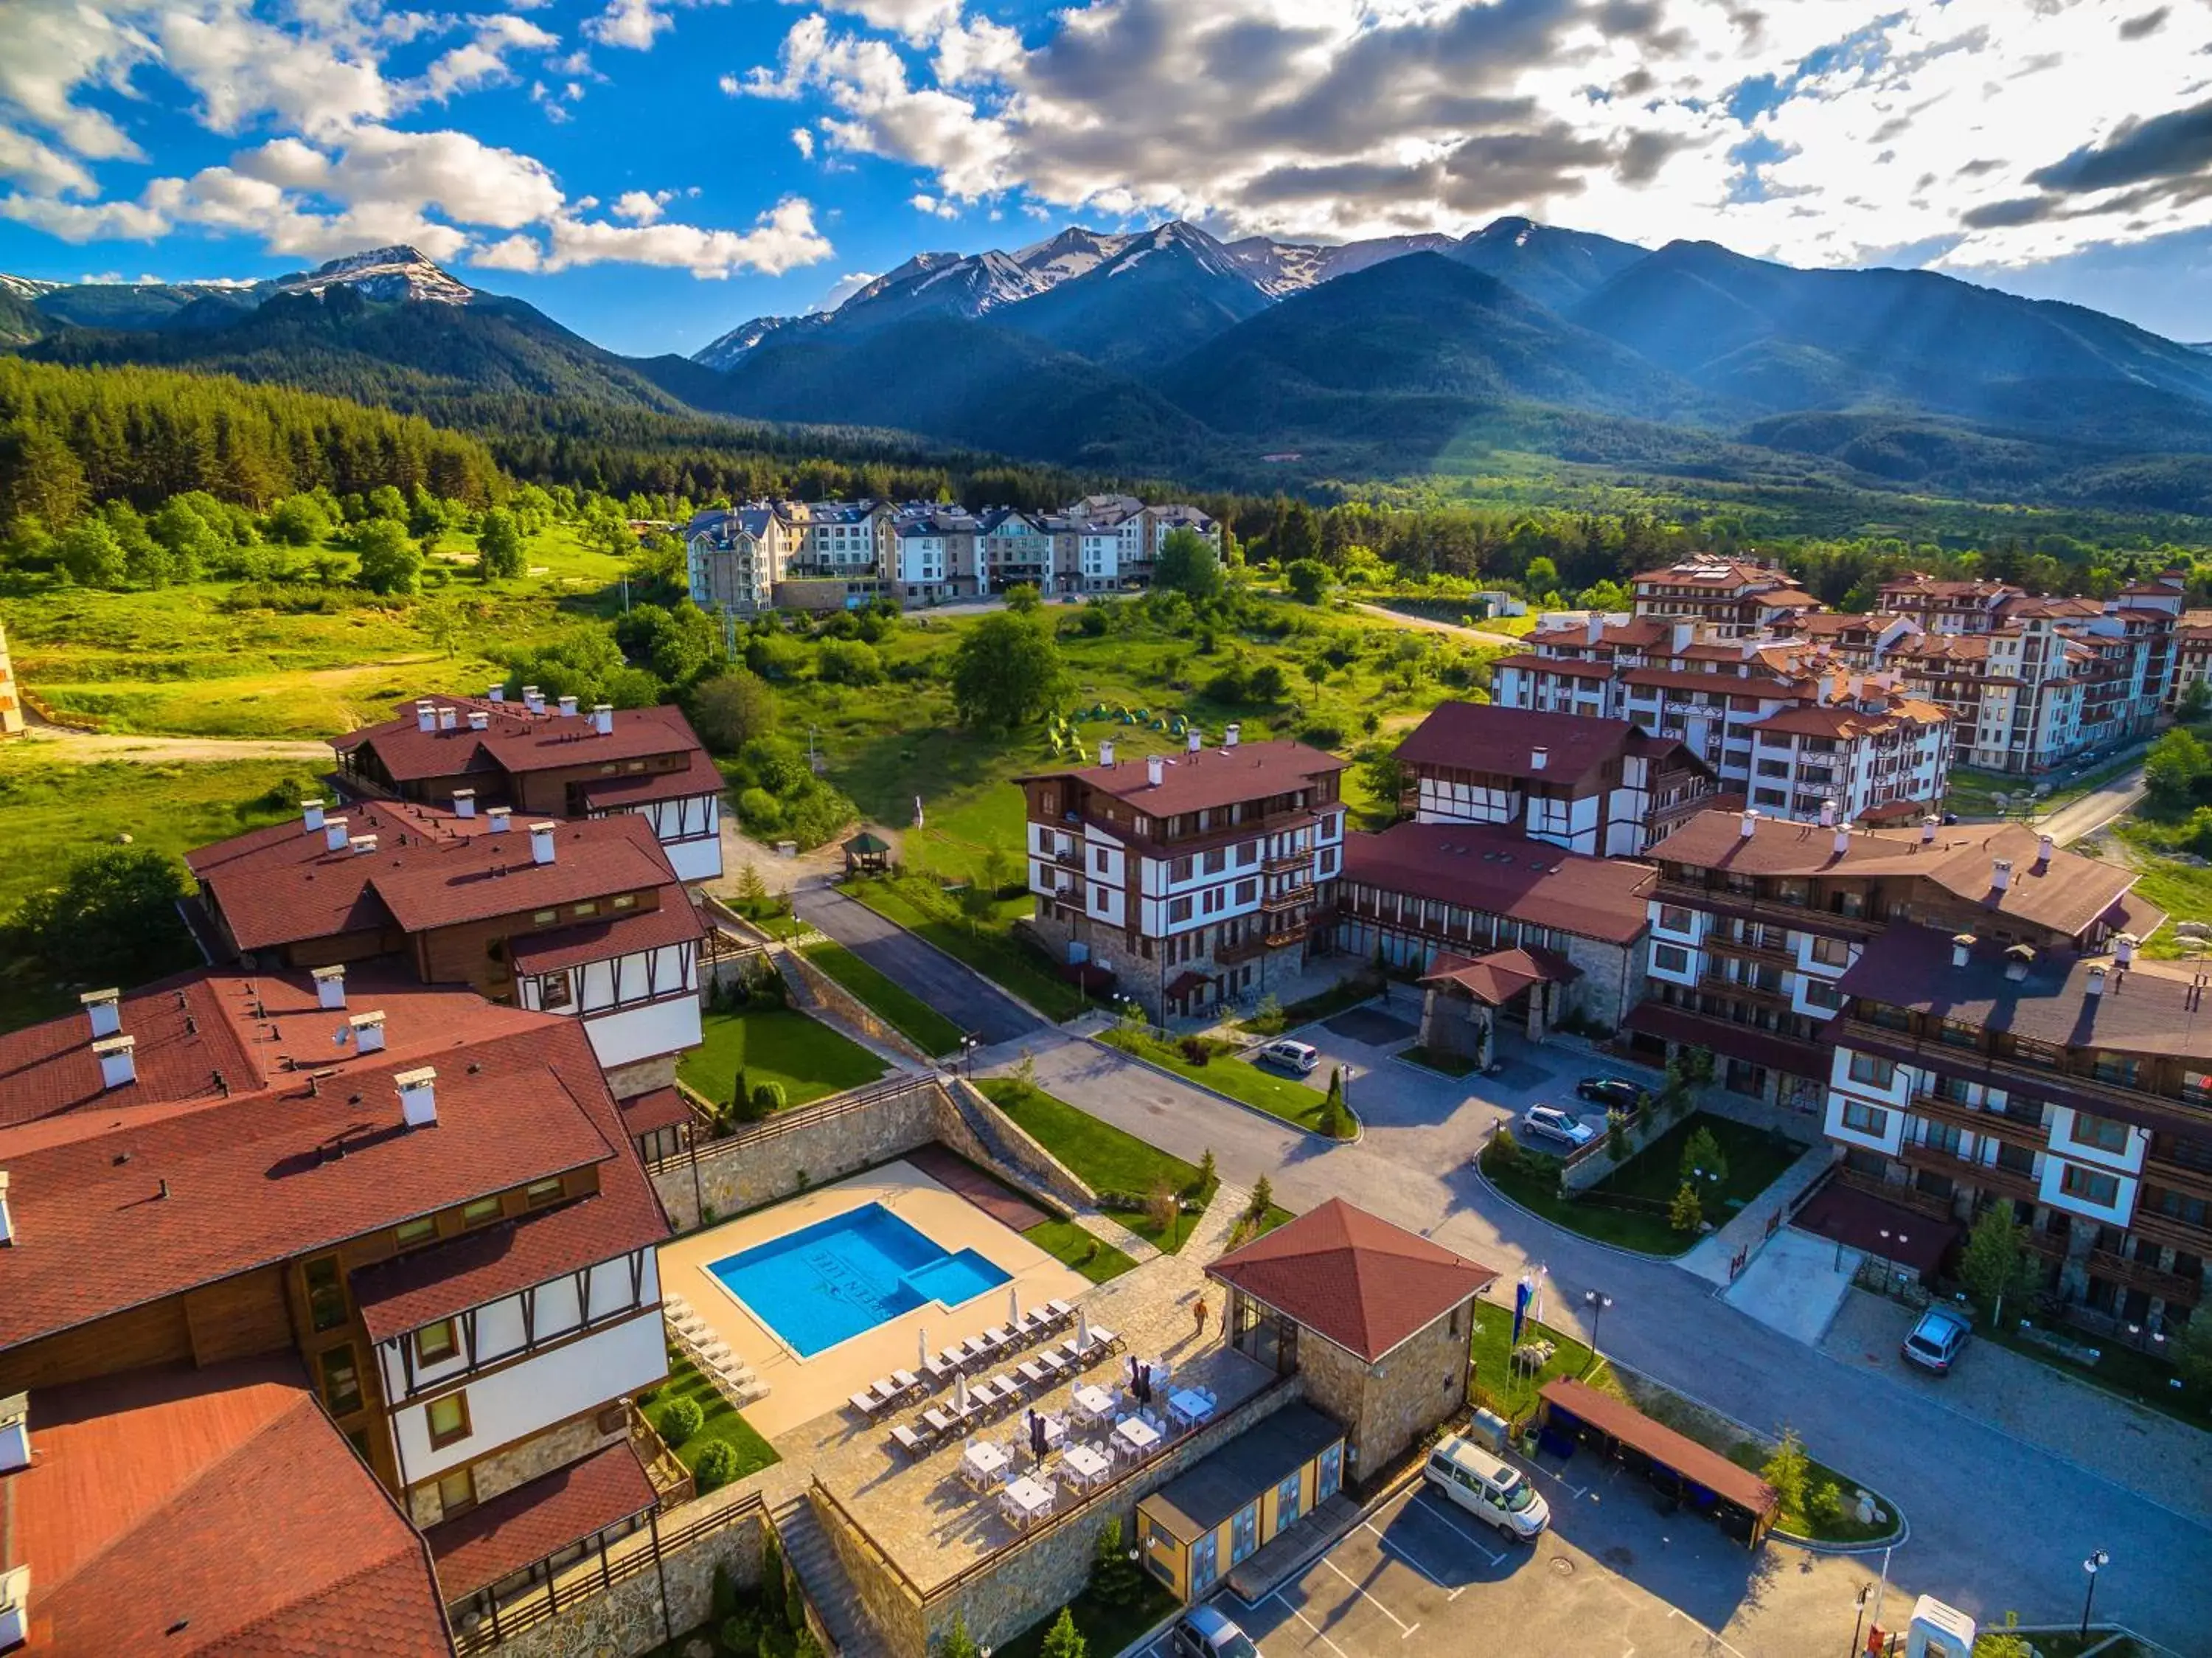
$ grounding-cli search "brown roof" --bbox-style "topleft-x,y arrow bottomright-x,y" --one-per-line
366,816 -> 679,934
573,745 -> 728,808
1525,618 -> 1669,651
1621,666 -> 1812,699
425,1441 -> 658,1600
1341,823 -> 1655,946
1206,1198 -> 1497,1363
507,895 -> 705,975
1621,1002 -> 1833,1081
1837,925 -> 2212,1061
1747,698 -> 1947,740
0,971 -> 639,1349
1392,704 -> 1697,787
616,1085 -> 696,1135
1036,738 -> 1344,816
1538,1377 -> 1778,1520
1421,946 -> 1579,1005
4,1356 -> 451,1656
1646,810 -> 2139,941
1495,653 -> 1618,679
1630,560 -> 1787,589
333,698 -> 706,785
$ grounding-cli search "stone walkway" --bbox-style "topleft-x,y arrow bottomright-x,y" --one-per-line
1677,1142 -> 1834,1287
1071,1206 -> 1160,1263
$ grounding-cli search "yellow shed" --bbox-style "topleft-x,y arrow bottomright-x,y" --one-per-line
1135,1404 -> 1346,1601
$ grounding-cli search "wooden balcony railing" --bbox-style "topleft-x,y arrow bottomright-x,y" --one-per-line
1832,1166 -> 1959,1221
2146,1156 -> 2212,1203
1898,1141 -> 2041,1203
1909,1092 -> 2048,1153
2124,1206 -> 2212,1257
2087,1247 -> 2203,1307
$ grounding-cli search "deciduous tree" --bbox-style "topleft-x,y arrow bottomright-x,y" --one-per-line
950,611 -> 1062,732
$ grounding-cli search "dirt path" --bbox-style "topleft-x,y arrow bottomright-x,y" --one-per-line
1349,600 -> 1528,651
11,724 -> 331,764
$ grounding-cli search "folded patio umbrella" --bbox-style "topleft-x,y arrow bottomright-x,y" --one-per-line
956,1373 -> 970,1414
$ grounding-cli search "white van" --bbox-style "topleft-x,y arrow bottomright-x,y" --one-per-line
1423,1435 -> 1550,1540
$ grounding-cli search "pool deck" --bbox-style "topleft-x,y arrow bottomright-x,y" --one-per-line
659,1159 -> 1091,1440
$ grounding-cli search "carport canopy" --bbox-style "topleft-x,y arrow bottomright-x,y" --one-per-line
1538,1378 -> 1779,1544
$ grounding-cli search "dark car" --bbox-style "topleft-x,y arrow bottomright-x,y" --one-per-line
1576,1077 -> 1646,1112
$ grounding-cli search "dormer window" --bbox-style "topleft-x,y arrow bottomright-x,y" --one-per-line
462,1196 -> 503,1228
613,894 -> 637,910
416,1319 -> 458,1364
525,1177 -> 565,1208
394,1216 -> 437,1249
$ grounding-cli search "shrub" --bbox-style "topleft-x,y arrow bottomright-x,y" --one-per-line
657,1395 -> 704,1448
1091,1515 -> 1144,1607
1808,1480 -> 1843,1528
1177,1034 -> 1213,1065
1040,1609 -> 1088,1658
712,1562 -> 741,1623
815,638 -> 884,685
693,1439 -> 743,1493
722,1610 -> 761,1658
1484,1125 -> 1524,1176
1761,1428 -> 1809,1521
939,1614 -> 979,1658
750,1080 -> 787,1117
738,786 -> 784,831
1248,1174 -> 1274,1217
1669,1181 -> 1704,1235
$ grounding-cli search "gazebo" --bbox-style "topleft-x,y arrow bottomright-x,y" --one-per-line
841,830 -> 893,875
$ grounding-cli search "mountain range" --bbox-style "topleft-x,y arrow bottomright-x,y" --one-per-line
14,221 -> 2212,514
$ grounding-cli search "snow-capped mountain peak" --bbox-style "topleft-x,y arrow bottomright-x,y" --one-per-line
1012,226 -> 1134,287
261,246 -> 476,305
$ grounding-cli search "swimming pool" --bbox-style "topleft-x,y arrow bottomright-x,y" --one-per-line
706,1203 -> 1013,1358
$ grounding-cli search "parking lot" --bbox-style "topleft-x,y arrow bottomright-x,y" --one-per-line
1150,1450 -> 1888,1658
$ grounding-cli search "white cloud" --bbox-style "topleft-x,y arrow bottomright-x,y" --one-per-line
0,123 -> 100,198
804,0 -> 962,46
0,0 -> 154,164
470,232 -> 547,270
543,194 -> 833,276
809,268 -> 875,310
408,15 -> 560,105
613,187 -> 675,222
790,126 -> 815,158
909,191 -> 958,219
583,0 -> 728,52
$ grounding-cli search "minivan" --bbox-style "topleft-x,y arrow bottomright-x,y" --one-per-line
1423,1435 -> 1550,1540
1169,1606 -> 1259,1658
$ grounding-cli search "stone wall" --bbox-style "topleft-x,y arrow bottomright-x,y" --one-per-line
487,1490 -> 768,1658
1293,1308 -> 1469,1482
652,1081 -> 945,1232
939,1079 -> 1094,1214
780,948 -> 939,1067
605,1052 -> 680,1102
810,1488 -> 930,1658
411,1412 -> 625,1527
1559,932 -> 1641,1034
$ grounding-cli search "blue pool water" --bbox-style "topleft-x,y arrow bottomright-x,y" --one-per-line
707,1203 -> 1012,1357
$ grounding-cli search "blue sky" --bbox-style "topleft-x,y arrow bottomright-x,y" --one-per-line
7,0 -> 2212,357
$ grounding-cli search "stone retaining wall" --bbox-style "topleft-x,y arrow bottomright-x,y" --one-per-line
780,948 -> 939,1066
941,1078 -> 1095,1215
652,1081 -> 945,1232
810,1490 -> 930,1658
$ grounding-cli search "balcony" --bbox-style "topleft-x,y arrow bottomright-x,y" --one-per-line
1910,1092 -> 2047,1154
2126,1206 -> 2212,1255
1898,1140 -> 2040,1203
1697,971 -> 1793,1010
2087,1247 -> 2203,1307
1834,1165 -> 1959,1220
1261,886 -> 1312,913
1264,921 -> 1312,948
1051,848 -> 1084,870
1655,878 -> 1879,941
1263,852 -> 1309,874
2147,1155 -> 2212,1203
1704,934 -> 1797,971
1214,933 -> 1267,965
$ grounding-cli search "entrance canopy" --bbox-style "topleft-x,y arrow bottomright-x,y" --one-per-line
1790,1180 -> 1958,1277
1421,946 -> 1579,1007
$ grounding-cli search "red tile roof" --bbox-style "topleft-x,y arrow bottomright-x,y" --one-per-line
186,805 -> 409,951
333,698 -> 706,786
425,1442 -> 658,1600
1621,1001 -> 1832,1080
1539,1378 -> 1778,1521
4,1356 -> 451,1657
1420,946 -> 1579,1005
1341,824 -> 1655,946
1206,1198 -> 1498,1364
361,816 -> 680,934
615,1086 -> 696,1135
1746,698 -> 1947,740
1392,704 -> 1688,787
574,746 -> 728,808
1494,653 -> 1617,680
1621,665 -> 1810,698
1034,739 -> 1344,816
507,895 -> 705,976
0,982 -> 629,1348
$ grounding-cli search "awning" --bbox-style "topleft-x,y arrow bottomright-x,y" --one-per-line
1789,1179 -> 1958,1275
427,1442 -> 658,1600
1620,1002 -> 1831,1080
1422,946 -> 1579,1006
1539,1377 -> 1778,1523
616,1086 -> 697,1135
1164,969 -> 1211,998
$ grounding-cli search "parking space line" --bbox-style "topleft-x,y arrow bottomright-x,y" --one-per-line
1316,1556 -> 1418,1640
1358,1520 -> 1463,1600
1524,1460 -> 1589,1499
1266,1589 -> 1353,1658
1402,1492 -> 1506,1567
1666,1609 -> 1747,1658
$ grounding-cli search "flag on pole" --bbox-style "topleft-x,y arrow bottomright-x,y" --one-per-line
1511,1276 -> 1531,1347
1531,1263 -> 1550,1328
914,794 -> 925,829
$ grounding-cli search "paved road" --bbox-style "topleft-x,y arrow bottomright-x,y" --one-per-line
1349,600 -> 1528,652
1004,1033 -> 2212,1651
791,884 -> 1045,1046
2040,760 -> 2149,846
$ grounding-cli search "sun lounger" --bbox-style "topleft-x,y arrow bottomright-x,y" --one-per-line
922,1353 -> 960,1386
1038,1349 -> 1071,1378
1046,1299 -> 1076,1325
849,1390 -> 885,1418
891,1423 -> 927,1457
1018,1359 -> 1052,1390
890,1369 -> 923,1398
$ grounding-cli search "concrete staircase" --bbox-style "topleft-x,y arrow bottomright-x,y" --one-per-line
771,1493 -> 889,1658
1679,1142 -> 1837,1288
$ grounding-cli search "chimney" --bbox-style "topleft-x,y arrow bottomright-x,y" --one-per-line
325,816 -> 350,853
1225,723 -> 1242,747
1951,932 -> 1975,968
1739,808 -> 1759,839
1921,816 -> 1938,844
524,684 -> 544,715
313,965 -> 347,1010
467,710 -> 490,732
0,1171 -> 13,1249
416,701 -> 436,734
592,703 -> 614,736
80,988 -> 121,1041
453,788 -> 476,819
1147,755 -> 1166,788
1187,728 -> 1203,753
2039,833 -> 2055,867
557,694 -> 579,719
0,1392 -> 25,1474
395,1066 -> 438,1128
1530,746 -> 1549,771
1818,799 -> 1836,828
0,1564 -> 23,1653
349,1010 -> 387,1055
489,684 -> 506,704
350,833 -> 378,856
302,799 -> 326,834
93,1034 -> 136,1089
1585,614 -> 1603,645
1832,825 -> 1850,857
2005,943 -> 2035,982
486,805 -> 512,834
1991,858 -> 2013,893
529,821 -> 557,864
1099,739 -> 1116,767
2087,963 -> 2108,998
2115,932 -> 2138,968
437,706 -> 458,732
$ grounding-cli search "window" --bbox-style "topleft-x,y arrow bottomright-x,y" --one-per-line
1809,934 -> 1851,967
1168,896 -> 1194,924
571,901 -> 599,918
533,908 -> 557,924
1938,1019 -> 1979,1049
416,1319 -> 459,1364
462,1196 -> 503,1228
1657,904 -> 1694,934
1170,856 -> 1194,883
1235,879 -> 1257,905
1848,1052 -> 1896,1088
426,1392 -> 471,1449
394,1216 -> 437,1249
1093,847 -> 1110,874
305,1257 -> 347,1333
1841,1100 -> 1888,1136
2090,1053 -> 2141,1088
2010,1037 -> 2061,1069
541,974 -> 572,1010
1924,1121 -> 1964,1156
2069,1112 -> 2130,1155
1653,943 -> 1689,973
525,1176 -> 565,1208
1802,980 -> 1844,1011
319,1344 -> 364,1416
612,893 -> 637,910
2060,1164 -> 2121,1209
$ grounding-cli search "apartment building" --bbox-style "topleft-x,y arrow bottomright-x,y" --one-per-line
333,692 -> 725,884
1492,619 -> 1952,824
1020,731 -> 1346,1020
1333,820 -> 1655,1031
1823,891 -> 2206,1336
0,965 -> 673,1651
1629,558 -> 1820,637
892,504 -> 985,599
1392,702 -> 1718,856
187,801 -> 703,1093
2171,622 -> 2212,710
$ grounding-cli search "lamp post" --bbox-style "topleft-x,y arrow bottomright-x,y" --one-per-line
1848,1585 -> 1870,1658
2080,1550 -> 2110,1639
1585,1288 -> 1613,1359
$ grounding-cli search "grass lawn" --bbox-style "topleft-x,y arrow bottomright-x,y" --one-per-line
649,1349 -> 779,1483
1467,1310 -> 1614,1425
1481,1143 -> 1693,1256
846,875 -> 1091,1020
992,1576 -> 1178,1658
1099,1027 -> 1352,1137
1401,1044 -> 1480,1078
1232,974 -> 1380,1037
978,1076 -> 1217,1252
1022,1216 -> 1140,1284
800,940 -> 965,1055
677,1005 -> 887,1109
